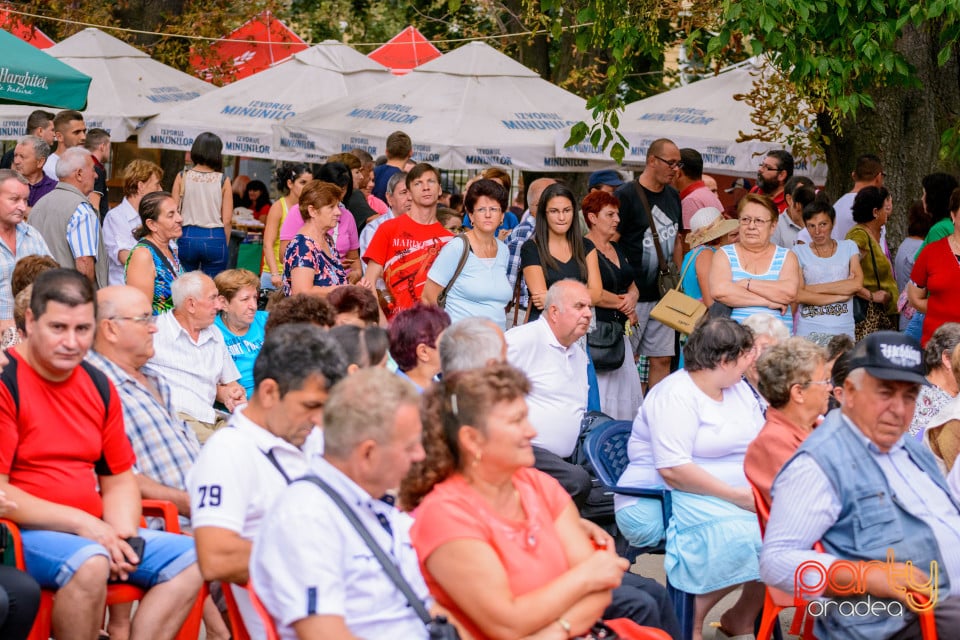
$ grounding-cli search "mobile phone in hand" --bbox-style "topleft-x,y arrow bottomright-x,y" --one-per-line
124,536 -> 146,565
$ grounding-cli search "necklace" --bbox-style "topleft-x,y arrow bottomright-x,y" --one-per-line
812,239 -> 836,258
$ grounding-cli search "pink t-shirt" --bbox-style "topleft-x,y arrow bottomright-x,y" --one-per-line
409,468 -> 571,640
368,193 -> 389,216
279,203 -> 359,258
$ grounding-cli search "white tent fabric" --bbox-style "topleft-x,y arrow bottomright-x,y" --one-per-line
0,28 -> 213,140
556,58 -> 827,181
138,41 -> 392,161
273,41 -> 615,171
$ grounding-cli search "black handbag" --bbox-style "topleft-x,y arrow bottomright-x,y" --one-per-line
295,475 -> 461,640
587,320 -> 626,371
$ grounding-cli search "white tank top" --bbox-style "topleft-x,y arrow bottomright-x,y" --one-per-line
180,169 -> 224,228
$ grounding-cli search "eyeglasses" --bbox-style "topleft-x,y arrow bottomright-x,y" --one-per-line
759,163 -> 781,172
473,206 -> 502,216
109,314 -> 156,325
739,217 -> 772,227
546,207 -> 575,217
654,155 -> 683,169
803,378 -> 834,388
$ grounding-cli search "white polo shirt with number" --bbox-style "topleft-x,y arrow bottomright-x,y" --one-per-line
187,409 -> 317,637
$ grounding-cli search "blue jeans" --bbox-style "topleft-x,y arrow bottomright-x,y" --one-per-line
906,311 -> 924,341
179,226 -> 228,277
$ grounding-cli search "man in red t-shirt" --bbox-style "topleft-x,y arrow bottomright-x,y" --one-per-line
0,269 -> 201,640
361,163 -> 453,318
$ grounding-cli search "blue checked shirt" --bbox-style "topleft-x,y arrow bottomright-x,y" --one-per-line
506,214 -> 535,308
66,200 -> 100,258
86,351 -> 201,492
0,223 -> 51,320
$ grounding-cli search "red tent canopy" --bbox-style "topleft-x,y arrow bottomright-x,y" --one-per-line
190,11 -> 307,84
0,7 -> 55,48
368,26 -> 441,76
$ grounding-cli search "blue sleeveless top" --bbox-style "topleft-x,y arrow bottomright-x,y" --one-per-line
720,243 -> 793,331
126,239 -> 183,315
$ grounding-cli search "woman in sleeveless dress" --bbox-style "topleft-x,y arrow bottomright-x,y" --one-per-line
709,193 -> 800,332
171,132 -> 232,278
124,192 -> 184,314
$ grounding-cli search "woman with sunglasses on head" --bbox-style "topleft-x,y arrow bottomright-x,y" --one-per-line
709,193 -> 800,331
262,164 -> 313,291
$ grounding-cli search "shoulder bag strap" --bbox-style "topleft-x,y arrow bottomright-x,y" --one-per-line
676,247 -> 700,293
437,233 -> 472,308
139,238 -> 178,278
294,475 -> 432,625
261,449 -> 292,484
865,235 -> 882,290
633,181 -> 669,272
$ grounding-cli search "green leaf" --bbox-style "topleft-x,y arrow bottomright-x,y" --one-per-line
447,0 -> 461,12
610,111 -> 620,130
590,128 -> 602,148
564,122 -> 589,148
611,142 -> 625,165
938,45 -> 952,67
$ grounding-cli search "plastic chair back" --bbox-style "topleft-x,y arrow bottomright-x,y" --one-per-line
224,581 -> 281,640
583,418 -> 633,486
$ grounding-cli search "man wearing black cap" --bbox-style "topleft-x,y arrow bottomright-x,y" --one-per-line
760,332 -> 960,640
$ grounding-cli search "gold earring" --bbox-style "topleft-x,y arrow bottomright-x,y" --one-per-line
473,450 -> 482,467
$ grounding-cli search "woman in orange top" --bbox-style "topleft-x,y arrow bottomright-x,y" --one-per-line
402,364 -> 680,640
744,338 -> 831,506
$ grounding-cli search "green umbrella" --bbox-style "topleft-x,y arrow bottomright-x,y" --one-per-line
0,28 -> 91,109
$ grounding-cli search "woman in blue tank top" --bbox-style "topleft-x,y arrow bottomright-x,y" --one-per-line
708,194 -> 800,331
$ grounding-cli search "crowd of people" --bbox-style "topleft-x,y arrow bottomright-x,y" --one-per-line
2,109 -> 960,640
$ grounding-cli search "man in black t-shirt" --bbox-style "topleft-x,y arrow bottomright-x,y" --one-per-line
614,138 -> 683,390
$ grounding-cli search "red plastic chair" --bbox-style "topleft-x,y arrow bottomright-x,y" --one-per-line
223,581 -> 281,640
604,618 -> 673,638
1,499 -> 203,640
754,484 -> 938,640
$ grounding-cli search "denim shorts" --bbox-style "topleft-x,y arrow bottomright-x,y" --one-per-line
20,528 -> 196,590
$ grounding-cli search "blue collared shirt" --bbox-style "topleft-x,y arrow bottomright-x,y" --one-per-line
66,199 -> 100,258
0,222 -> 51,319
86,351 -> 201,492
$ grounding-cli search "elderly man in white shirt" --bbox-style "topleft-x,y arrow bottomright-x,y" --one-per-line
251,367 -> 430,640
102,160 -> 164,285
145,271 -> 245,443
188,323 -> 348,638
506,278 -> 593,509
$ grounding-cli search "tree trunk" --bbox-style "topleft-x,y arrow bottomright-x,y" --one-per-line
820,23 -> 960,253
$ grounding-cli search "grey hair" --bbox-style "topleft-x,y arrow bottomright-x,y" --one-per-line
17,135 -> 50,162
55,146 -> 92,179
924,322 -> 960,372
742,312 -> 790,342
322,367 -> 420,459
387,170 -> 408,196
170,271 -> 208,309
845,368 -> 868,390
543,278 -> 584,314
756,338 -> 827,409
0,169 -> 29,187
439,318 -> 505,374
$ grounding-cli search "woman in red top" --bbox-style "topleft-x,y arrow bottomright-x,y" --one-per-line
402,364 -> 679,640
909,188 -> 960,345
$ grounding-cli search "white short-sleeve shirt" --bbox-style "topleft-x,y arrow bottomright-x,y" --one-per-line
251,456 -> 429,640
146,311 -> 240,423
645,369 -> 763,487
506,317 -> 589,458
187,409 -> 317,636
103,197 -> 140,285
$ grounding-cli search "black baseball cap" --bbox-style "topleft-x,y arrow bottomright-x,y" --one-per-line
846,332 -> 929,386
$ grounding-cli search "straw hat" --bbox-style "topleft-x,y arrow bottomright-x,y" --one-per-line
687,207 -> 739,247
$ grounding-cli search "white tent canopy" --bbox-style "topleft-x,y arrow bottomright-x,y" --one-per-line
274,41 -> 615,171
138,41 -> 392,161
556,58 -> 827,181
0,28 -> 214,140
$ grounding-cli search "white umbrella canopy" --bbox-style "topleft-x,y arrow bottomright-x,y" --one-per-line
138,41 -> 392,161
0,27 -> 214,140
274,41 -> 616,171
556,58 -> 827,181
